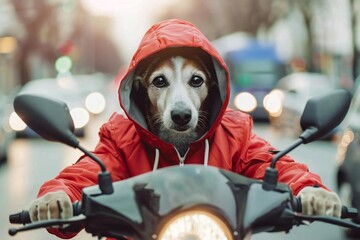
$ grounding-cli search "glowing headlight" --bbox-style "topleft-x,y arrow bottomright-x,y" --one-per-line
9,112 -> 27,131
158,210 -> 233,240
263,89 -> 284,117
234,92 -> 257,112
85,92 -> 106,114
336,128 -> 355,166
70,108 -> 90,129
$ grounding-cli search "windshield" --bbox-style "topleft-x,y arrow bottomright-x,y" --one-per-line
230,60 -> 283,90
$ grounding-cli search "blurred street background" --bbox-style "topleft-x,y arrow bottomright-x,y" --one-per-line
1,0 -> 360,239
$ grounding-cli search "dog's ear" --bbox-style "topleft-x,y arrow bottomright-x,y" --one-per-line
134,76 -> 146,90
133,55 -> 157,88
131,75 -> 149,117
132,76 -> 148,103
189,49 -> 218,88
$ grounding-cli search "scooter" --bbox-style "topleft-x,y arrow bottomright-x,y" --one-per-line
8,89 -> 360,240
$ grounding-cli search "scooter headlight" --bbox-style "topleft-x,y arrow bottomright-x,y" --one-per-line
158,210 -> 233,240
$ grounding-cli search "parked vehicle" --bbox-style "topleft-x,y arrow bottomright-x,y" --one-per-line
8,73 -> 110,138
336,77 -> 360,238
268,72 -> 336,139
9,90 -> 360,240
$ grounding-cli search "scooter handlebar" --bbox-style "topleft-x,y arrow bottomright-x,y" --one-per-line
9,198 -> 358,225
9,201 -> 82,224
293,197 -> 358,219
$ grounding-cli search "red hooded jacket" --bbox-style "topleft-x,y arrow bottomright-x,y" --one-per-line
38,19 -> 327,239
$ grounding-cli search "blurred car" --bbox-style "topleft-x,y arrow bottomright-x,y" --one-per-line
224,39 -> 287,121
268,72 -> 335,138
336,79 -> 360,237
8,73 -> 111,138
0,93 -> 17,163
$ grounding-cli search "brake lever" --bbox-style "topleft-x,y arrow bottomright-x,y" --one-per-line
8,214 -> 86,236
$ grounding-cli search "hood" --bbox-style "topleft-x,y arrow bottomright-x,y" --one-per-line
118,19 -> 230,152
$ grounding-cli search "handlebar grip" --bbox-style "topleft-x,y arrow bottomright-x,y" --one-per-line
9,201 -> 82,224
293,197 -> 358,219
9,210 -> 31,224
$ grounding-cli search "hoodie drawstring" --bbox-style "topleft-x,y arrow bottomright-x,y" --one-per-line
152,139 -> 210,171
153,149 -> 160,171
204,139 -> 209,166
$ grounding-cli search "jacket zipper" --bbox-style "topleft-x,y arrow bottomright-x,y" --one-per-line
176,148 -> 189,166
179,156 -> 185,166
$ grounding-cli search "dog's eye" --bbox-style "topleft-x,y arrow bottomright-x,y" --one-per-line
152,76 -> 168,88
189,75 -> 204,88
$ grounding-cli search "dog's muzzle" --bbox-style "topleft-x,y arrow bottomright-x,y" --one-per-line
171,108 -> 191,130
169,101 -> 194,132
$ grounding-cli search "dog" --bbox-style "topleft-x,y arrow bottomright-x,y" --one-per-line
134,48 -> 215,156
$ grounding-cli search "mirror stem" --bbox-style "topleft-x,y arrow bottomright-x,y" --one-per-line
77,145 -> 114,194
299,127 -> 319,144
77,145 -> 106,172
263,138 -> 304,191
270,138 -> 304,168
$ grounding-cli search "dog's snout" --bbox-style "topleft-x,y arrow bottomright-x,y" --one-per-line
171,108 -> 191,126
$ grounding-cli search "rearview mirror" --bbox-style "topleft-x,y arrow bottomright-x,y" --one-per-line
14,93 -> 114,194
13,94 -> 79,148
263,88 -> 351,190
300,89 -> 351,143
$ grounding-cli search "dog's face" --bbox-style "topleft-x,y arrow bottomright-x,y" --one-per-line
147,56 -> 210,132
135,53 -> 212,154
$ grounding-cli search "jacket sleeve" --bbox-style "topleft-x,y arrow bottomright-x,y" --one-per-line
37,114 -> 129,239
237,114 -> 328,195
38,157 -> 100,238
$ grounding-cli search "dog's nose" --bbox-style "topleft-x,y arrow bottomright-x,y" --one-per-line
171,109 -> 191,126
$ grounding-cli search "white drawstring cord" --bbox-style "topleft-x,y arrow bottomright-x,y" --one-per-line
204,139 -> 209,166
153,148 -> 160,171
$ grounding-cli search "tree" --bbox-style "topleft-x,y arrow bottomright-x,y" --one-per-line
11,0 -> 59,85
155,0 -> 275,40
11,0 -> 123,85
350,0 -> 360,78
